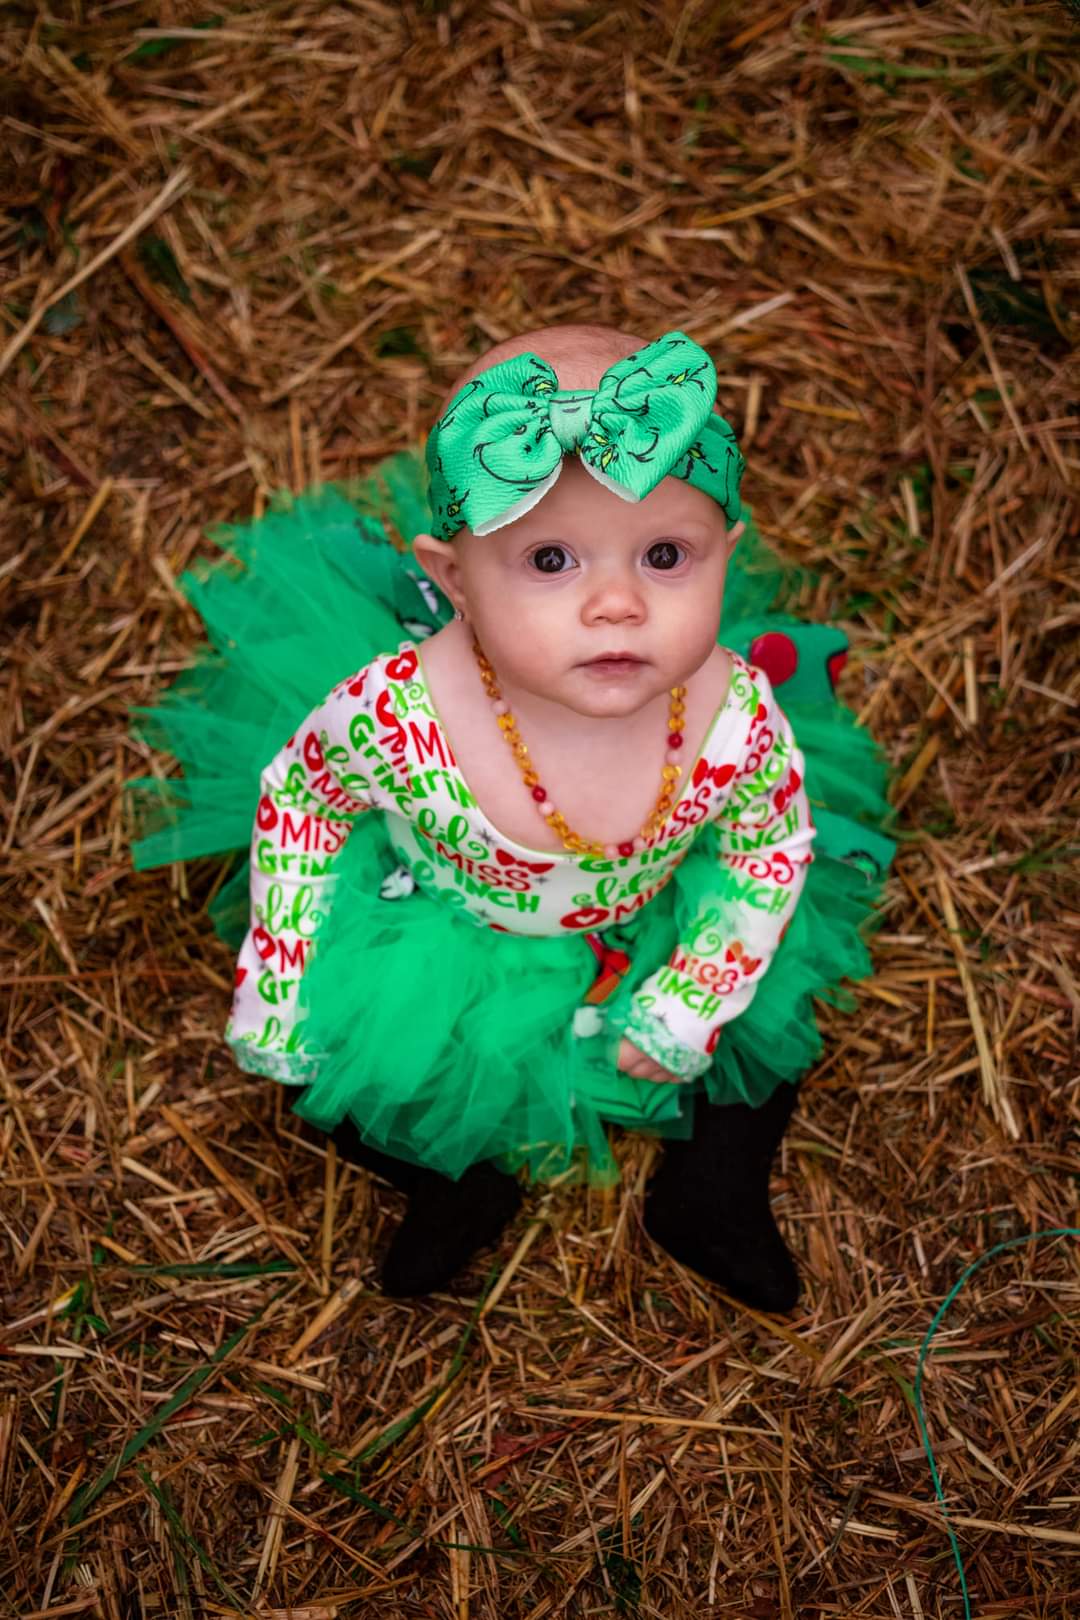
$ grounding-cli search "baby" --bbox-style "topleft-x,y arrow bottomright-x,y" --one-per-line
133,323 -> 892,1311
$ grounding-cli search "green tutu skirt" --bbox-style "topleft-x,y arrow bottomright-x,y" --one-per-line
128,451 -> 895,1182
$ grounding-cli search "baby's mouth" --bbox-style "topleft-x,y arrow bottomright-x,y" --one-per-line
579,652 -> 648,675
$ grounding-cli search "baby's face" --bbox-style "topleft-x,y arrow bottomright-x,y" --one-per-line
449,457 -> 736,719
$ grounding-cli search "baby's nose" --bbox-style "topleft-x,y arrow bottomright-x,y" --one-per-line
582,568 -> 646,623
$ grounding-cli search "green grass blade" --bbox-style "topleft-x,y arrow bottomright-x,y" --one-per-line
139,1466 -> 248,1611
68,1286 -> 286,1525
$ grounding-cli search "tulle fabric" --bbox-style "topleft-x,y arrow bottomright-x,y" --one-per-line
128,460 -> 444,867
127,450 -> 894,1183
274,815 -> 880,1182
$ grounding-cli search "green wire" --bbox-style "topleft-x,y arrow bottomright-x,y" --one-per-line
913,1227 -> 1080,1616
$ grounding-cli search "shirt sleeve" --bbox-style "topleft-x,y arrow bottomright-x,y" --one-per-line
625,672 -> 815,1080
225,666 -> 378,1083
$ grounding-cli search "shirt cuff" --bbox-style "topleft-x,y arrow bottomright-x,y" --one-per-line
226,1033 -> 320,1084
622,1001 -> 711,1081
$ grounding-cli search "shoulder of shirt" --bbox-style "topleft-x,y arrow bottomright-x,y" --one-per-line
711,646 -> 778,711
704,650 -> 789,767
730,649 -> 791,718
325,644 -> 409,701
307,651 -> 401,748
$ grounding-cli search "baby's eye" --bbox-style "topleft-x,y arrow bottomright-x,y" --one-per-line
530,545 -> 573,574
645,541 -> 685,571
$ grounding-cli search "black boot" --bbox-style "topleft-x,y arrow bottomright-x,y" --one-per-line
327,1116 -> 521,1297
380,1159 -> 522,1297
643,1083 -> 801,1312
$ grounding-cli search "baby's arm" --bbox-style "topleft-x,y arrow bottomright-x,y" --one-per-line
624,671 -> 815,1080
226,667 -> 377,1080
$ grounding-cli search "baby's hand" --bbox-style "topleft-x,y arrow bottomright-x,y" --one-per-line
617,1039 -> 682,1085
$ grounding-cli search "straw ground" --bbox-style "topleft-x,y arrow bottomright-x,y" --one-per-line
1,3 -> 1078,1616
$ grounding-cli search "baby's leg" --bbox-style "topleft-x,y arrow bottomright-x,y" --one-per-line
643,1081 -> 800,1312
315,1109 -> 521,1297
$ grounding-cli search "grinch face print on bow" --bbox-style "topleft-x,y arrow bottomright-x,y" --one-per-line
425,330 -> 746,540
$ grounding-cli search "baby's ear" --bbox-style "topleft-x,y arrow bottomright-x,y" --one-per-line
726,518 -> 746,549
412,532 -> 464,612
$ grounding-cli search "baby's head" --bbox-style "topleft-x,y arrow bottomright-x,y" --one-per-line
412,323 -> 744,719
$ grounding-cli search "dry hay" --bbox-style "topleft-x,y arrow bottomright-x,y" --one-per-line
1,2 -> 1079,1617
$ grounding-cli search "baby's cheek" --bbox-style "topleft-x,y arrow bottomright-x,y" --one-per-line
472,611 -> 564,688
660,611 -> 720,677
485,591 -> 567,650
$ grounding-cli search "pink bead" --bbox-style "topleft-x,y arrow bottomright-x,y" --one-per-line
666,749 -> 683,767
604,843 -> 621,859
538,799 -> 555,817
531,785 -> 547,802
632,836 -> 646,853
493,699 -> 509,716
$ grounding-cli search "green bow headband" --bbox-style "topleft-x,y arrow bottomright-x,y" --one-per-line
425,330 -> 745,540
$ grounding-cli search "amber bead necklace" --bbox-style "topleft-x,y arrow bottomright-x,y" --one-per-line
472,639 -> 685,858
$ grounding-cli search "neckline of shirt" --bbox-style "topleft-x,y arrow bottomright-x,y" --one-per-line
403,640 -> 749,862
